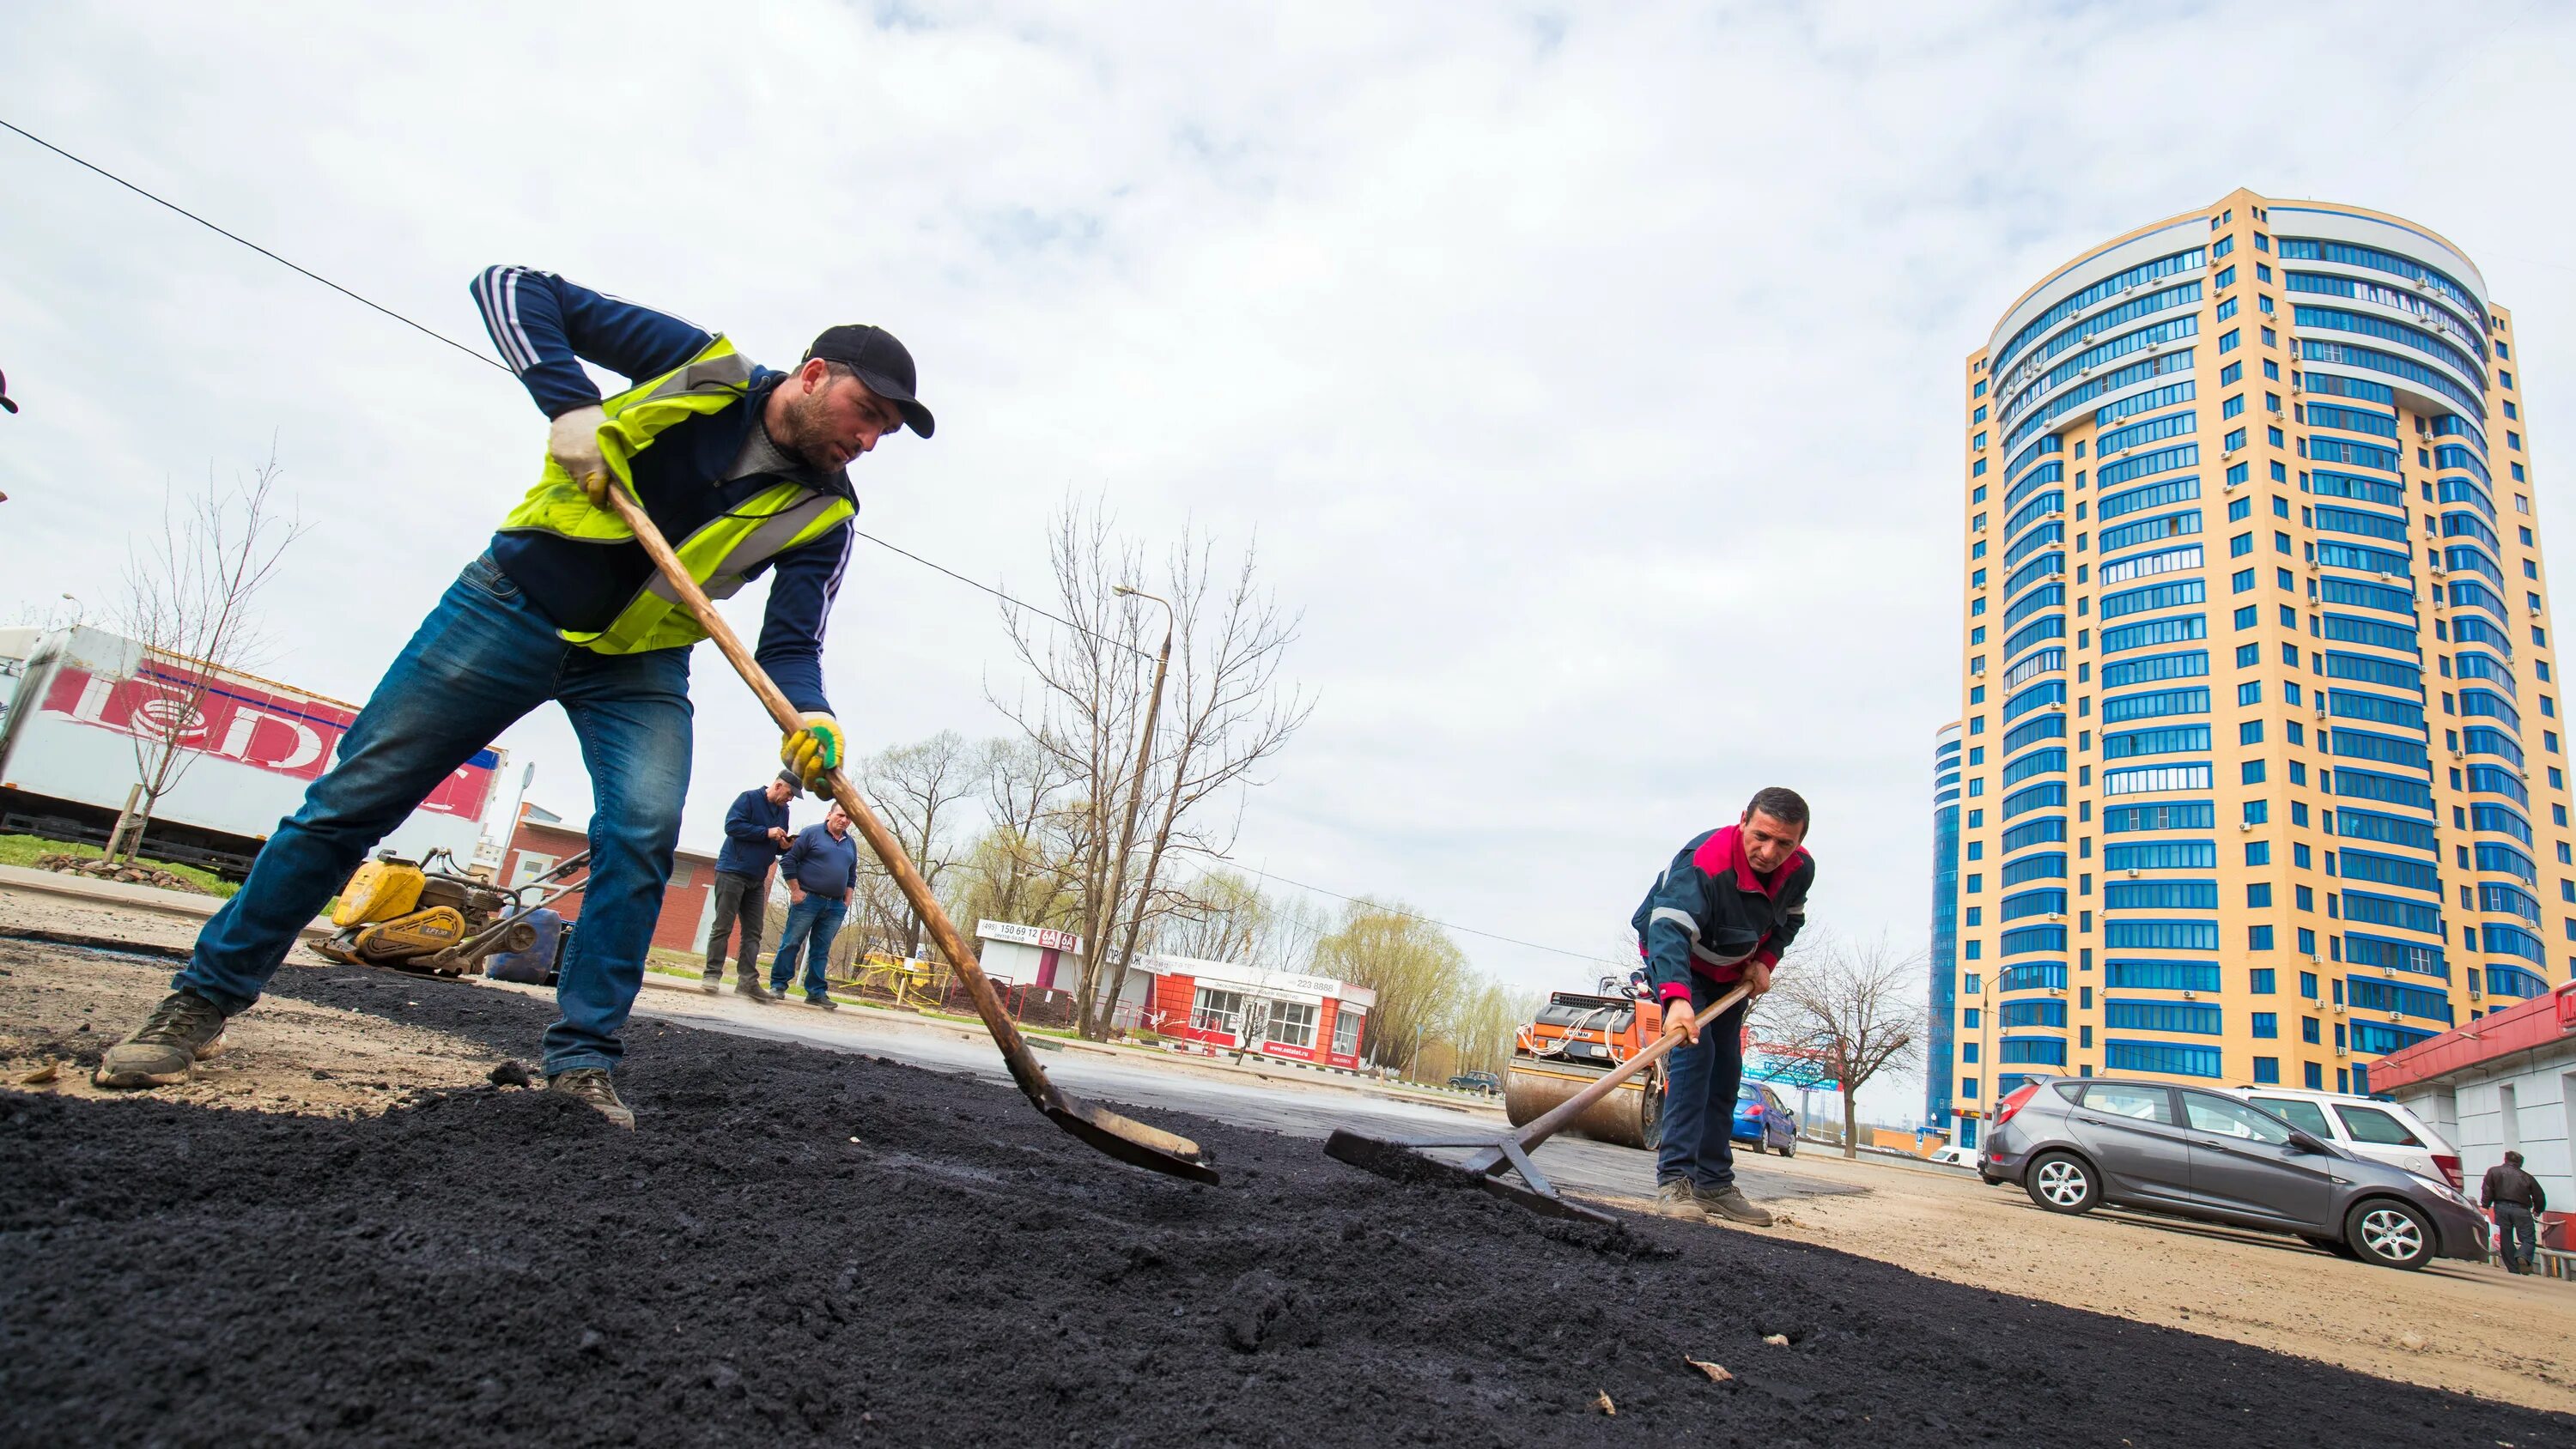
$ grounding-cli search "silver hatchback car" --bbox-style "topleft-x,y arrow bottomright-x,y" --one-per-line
1980,1075 -> 2488,1270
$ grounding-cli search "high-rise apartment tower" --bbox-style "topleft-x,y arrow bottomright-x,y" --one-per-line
1946,189 -> 2561,1143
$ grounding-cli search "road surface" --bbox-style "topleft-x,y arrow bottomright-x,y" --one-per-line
600,979 -> 1862,1207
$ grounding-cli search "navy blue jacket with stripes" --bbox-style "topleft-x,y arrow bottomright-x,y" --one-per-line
468,265 -> 849,714
1631,825 -> 1814,1004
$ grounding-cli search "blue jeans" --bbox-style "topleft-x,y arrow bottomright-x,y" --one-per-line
1656,973 -> 1750,1191
2496,1202 -> 2538,1271
770,894 -> 847,999
177,555 -> 692,1076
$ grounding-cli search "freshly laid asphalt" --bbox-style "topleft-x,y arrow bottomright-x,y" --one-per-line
8,955 -> 2576,1446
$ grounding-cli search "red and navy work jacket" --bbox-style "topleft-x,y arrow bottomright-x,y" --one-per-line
1629,825 -> 1814,1004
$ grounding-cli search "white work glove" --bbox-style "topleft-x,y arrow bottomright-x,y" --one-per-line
548,404 -> 611,506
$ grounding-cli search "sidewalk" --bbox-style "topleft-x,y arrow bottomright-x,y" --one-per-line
0,863 -> 332,940
0,859 -> 337,942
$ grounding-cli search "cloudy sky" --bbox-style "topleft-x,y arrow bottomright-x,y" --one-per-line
4,2 -> 2570,1119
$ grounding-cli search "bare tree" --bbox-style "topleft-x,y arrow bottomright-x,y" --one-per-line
993,500 -> 1312,1040
1443,976 -> 1544,1078
861,731 -> 977,958
1151,868 -> 1272,965
1313,899 -> 1468,1076
108,452 -> 310,861
991,502 -> 1152,1030
1087,532 -> 1313,1038
1767,931 -> 1923,1159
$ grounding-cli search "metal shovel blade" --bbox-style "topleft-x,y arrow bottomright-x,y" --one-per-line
1046,1094 -> 1219,1184
1324,1127 -> 1614,1225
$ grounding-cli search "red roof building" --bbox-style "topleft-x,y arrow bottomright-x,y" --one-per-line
2366,980 -> 2575,1249
495,808 -> 724,960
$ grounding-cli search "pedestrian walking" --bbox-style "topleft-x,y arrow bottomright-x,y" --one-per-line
92,264 -> 933,1129
2482,1149 -> 2549,1275
770,803 -> 860,1007
1631,787 -> 1815,1228
704,771 -> 800,998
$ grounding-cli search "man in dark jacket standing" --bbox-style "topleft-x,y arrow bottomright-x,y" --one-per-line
703,771 -> 800,998
770,803 -> 861,1006
1631,787 -> 1815,1227
2482,1149 -> 2549,1274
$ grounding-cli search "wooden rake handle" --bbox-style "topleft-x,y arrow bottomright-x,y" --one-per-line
1502,981 -> 1754,1155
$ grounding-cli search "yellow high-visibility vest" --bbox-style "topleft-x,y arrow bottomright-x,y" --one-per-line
498,335 -> 854,655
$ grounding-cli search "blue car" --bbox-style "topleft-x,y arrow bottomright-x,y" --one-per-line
1731,1082 -> 1798,1156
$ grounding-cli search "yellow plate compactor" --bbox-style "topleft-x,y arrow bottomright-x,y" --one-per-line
317,847 -> 587,975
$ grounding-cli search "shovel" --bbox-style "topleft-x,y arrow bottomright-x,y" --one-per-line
600,485 -> 1217,1185
1326,980 -> 1751,1223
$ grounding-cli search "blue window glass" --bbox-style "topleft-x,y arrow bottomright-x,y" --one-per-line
2105,1040 -> 2222,1077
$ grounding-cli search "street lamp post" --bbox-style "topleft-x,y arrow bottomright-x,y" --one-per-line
58,592 -> 82,627
1089,584 -> 1173,1036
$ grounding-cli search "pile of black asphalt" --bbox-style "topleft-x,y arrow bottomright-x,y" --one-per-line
3,958 -> 2567,1447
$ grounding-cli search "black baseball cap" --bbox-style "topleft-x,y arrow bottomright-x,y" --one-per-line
803,324 -> 933,438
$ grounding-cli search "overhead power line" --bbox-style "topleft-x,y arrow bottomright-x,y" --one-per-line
0,118 -> 512,373
0,118 -> 1147,660
0,115 -> 1611,971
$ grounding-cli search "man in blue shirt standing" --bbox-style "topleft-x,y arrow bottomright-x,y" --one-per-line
704,771 -> 800,998
771,803 -> 861,1007
92,266 -> 933,1129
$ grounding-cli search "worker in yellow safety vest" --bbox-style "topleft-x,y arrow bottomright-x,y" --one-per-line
94,267 -> 933,1128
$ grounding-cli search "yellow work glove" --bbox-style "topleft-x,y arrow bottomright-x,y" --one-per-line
548,403 -> 612,506
781,712 -> 845,790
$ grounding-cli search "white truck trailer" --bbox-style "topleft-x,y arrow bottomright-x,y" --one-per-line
0,625 -> 501,876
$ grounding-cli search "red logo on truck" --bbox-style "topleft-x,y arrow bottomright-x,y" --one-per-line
40,663 -> 496,818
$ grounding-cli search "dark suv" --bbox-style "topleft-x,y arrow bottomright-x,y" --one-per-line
1981,1075 -> 2488,1270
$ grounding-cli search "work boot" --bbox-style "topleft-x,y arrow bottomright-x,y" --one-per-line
700,970 -> 723,995
805,994 -> 838,1011
1651,1179 -> 1708,1222
545,1067 -> 635,1129
1698,1185 -> 1776,1227
93,990 -> 228,1088
735,976 -> 775,1003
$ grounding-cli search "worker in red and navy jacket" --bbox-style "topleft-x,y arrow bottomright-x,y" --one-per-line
1628,787 -> 1814,1227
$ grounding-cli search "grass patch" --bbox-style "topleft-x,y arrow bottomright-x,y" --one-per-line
0,833 -> 240,897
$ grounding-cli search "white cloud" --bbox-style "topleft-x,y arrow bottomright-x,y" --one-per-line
3,1 -> 2571,1125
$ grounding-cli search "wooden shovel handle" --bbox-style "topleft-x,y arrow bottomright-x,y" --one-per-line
599,486 -> 1054,1105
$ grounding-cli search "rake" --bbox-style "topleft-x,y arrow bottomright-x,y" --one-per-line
1325,981 -> 1749,1222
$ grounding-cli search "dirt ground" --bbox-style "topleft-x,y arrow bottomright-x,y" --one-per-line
0,921 -> 507,1119
0,890 -> 510,1127
1653,1145 -> 2576,1416
3,940 -> 2570,1448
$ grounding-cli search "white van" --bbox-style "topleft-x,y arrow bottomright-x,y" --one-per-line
2229,1086 -> 2464,1190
